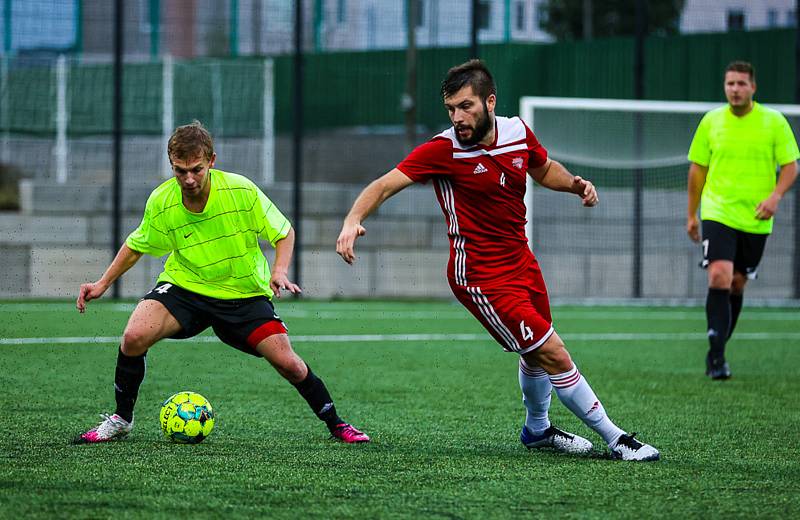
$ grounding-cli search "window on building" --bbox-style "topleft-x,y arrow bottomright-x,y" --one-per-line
414,0 -> 425,28
767,9 -> 778,28
337,0 -> 346,24
515,1 -> 526,31
534,0 -> 548,28
726,9 -> 745,31
478,0 -> 491,30
788,10 -> 797,27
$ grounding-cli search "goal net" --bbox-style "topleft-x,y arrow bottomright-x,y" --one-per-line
519,96 -> 800,300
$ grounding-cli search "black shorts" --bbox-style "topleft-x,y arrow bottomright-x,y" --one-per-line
701,220 -> 768,279
142,282 -> 288,357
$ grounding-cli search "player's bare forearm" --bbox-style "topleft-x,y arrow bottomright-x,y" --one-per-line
270,228 -> 301,297
98,244 -> 142,289
774,161 -> 798,198
77,244 -> 142,312
756,161 -> 798,220
528,159 -> 598,206
337,169 -> 414,264
687,163 -> 707,218
686,163 -> 707,242
344,168 -> 414,225
272,228 -> 295,277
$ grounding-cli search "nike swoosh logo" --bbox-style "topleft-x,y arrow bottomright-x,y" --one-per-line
184,232 -> 193,238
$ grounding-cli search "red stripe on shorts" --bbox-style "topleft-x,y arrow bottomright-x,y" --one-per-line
246,320 -> 288,349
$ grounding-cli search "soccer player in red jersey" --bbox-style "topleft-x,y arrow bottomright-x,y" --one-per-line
337,60 -> 659,461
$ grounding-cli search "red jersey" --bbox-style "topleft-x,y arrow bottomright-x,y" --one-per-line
397,116 -> 548,287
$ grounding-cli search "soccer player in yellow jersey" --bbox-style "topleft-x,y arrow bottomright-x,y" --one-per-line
687,61 -> 799,380
74,121 -> 368,443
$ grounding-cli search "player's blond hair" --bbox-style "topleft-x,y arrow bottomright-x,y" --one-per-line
168,120 -> 214,163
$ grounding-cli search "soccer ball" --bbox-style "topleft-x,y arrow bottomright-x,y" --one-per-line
159,391 -> 215,444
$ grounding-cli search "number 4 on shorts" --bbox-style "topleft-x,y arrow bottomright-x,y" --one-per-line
519,320 -> 534,341
154,283 -> 173,294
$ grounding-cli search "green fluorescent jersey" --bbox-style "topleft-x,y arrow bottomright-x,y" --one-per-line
688,102 -> 800,234
126,169 -> 290,299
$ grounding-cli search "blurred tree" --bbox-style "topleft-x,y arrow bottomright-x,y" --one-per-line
540,0 -> 685,40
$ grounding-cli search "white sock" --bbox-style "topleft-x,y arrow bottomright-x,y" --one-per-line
549,364 -> 625,446
519,358 -> 551,435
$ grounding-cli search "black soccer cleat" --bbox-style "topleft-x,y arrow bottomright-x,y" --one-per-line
706,354 -> 731,380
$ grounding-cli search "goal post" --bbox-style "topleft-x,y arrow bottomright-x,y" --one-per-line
518,96 -> 800,300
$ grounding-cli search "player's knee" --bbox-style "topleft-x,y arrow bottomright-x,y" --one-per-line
708,268 -> 732,289
121,328 -> 153,356
527,337 -> 572,373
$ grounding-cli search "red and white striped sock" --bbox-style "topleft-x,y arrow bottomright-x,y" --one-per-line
549,364 -> 624,445
519,358 -> 552,435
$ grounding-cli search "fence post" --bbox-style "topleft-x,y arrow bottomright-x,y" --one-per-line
262,58 -> 274,185
794,0 -> 800,299
1,54 -> 8,165
55,55 -> 68,184
162,54 -> 173,178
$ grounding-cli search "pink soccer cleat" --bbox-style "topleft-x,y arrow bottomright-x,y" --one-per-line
331,423 -> 370,443
73,413 -> 133,444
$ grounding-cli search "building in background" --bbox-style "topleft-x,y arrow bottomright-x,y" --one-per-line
1,0 -> 553,59
680,0 -> 795,32
4,0 -> 796,59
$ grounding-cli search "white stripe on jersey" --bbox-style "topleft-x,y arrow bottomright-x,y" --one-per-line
434,116 -> 527,149
436,178 -> 467,286
452,142 -> 528,159
467,286 -> 520,351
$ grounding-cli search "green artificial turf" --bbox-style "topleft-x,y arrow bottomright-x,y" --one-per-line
1,300 -> 798,519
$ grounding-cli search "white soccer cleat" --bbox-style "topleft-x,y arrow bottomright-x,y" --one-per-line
74,413 -> 134,444
521,425 -> 594,454
610,432 -> 660,461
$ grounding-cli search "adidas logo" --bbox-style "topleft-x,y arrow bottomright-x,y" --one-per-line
473,163 -> 488,175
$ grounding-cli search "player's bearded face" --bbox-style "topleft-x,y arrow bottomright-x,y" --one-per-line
454,100 -> 492,146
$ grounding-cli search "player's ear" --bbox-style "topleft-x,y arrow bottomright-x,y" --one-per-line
486,94 -> 496,113
209,152 -> 216,168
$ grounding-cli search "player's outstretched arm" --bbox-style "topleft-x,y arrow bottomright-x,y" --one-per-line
755,161 -> 798,220
76,244 -> 143,313
336,168 -> 414,264
270,227 -> 302,299
686,162 -> 708,242
528,159 -> 598,207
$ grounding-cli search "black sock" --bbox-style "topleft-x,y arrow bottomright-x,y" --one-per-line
292,365 -> 343,431
728,293 -> 744,339
706,288 -> 731,359
114,348 -> 146,423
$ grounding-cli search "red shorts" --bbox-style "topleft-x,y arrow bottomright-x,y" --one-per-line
449,263 -> 553,354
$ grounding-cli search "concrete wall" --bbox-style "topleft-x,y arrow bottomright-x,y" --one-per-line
1,183 -> 797,300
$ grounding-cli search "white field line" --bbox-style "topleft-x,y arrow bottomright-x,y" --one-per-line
1,303 -> 797,321
2,331 -> 800,346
